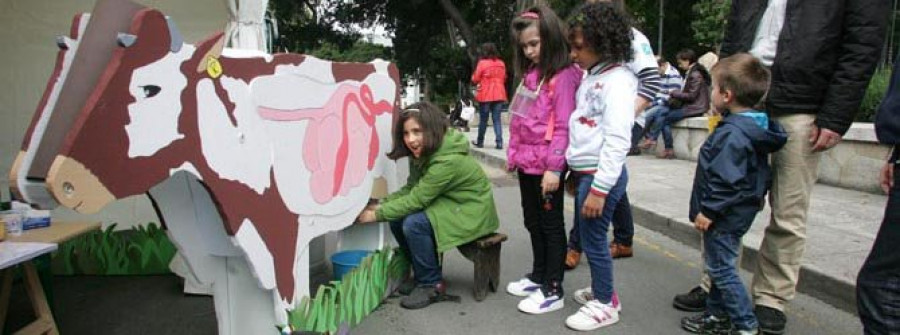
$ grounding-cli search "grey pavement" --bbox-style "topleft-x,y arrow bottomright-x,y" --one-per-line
461,124 -> 887,313
354,166 -> 863,334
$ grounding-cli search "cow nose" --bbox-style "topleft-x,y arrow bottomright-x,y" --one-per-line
46,155 -> 115,214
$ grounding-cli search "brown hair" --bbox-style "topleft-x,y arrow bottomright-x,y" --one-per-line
711,53 -> 771,109
386,102 -> 449,160
510,6 -> 571,80
480,42 -> 500,59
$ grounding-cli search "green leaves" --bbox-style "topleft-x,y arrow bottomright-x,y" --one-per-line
51,222 -> 177,275
281,247 -> 410,333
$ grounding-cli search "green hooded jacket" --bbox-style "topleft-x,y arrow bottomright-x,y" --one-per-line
375,129 -> 499,252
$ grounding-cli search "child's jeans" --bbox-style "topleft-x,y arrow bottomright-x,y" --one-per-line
573,169 -> 628,304
704,227 -> 758,331
390,212 -> 442,286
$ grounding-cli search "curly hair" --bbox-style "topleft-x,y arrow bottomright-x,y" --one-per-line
568,2 -> 633,64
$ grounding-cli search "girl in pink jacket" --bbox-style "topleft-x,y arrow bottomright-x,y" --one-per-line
504,5 -> 583,315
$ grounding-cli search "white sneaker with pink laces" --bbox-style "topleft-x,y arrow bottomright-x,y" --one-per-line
565,300 -> 620,331
572,288 -> 622,312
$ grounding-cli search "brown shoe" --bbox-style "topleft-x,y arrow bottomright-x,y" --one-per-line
565,249 -> 582,270
639,138 -> 656,149
656,149 -> 675,159
610,242 -> 633,259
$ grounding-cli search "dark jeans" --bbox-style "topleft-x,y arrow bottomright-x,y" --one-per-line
476,101 -> 504,147
568,191 -> 634,251
857,164 -> 900,334
642,105 -> 669,140
573,169 -> 628,303
518,172 -> 567,293
704,227 -> 757,331
390,212 -> 441,286
645,108 -> 690,149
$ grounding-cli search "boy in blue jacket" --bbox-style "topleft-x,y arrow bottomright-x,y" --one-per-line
681,53 -> 787,335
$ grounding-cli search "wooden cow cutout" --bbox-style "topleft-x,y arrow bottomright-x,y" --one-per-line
9,0 -> 402,333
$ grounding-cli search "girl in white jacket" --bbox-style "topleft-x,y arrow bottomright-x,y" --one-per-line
563,2 -> 637,331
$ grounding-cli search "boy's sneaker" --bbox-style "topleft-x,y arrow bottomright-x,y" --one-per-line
565,300 -> 620,331
729,328 -> 759,335
681,312 -> 732,334
673,286 -> 709,312
754,305 -> 786,335
571,288 -> 621,312
397,276 -> 416,296
517,289 -> 564,314
506,277 -> 540,297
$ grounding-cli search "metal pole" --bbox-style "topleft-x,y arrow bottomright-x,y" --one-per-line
658,0 -> 664,56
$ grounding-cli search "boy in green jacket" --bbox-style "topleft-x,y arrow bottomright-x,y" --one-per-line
357,101 -> 499,309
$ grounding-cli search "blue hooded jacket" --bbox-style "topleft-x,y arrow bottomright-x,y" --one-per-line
689,112 -> 788,233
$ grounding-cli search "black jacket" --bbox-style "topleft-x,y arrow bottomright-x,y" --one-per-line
689,113 -> 787,233
720,0 -> 890,135
876,54 -> 900,162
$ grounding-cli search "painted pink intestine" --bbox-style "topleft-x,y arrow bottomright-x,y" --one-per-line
258,84 -> 392,203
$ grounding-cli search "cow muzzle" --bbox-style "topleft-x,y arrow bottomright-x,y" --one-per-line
46,155 -> 115,214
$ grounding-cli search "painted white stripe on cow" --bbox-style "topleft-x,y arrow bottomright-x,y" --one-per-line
196,77 -> 273,194
233,218 -> 276,290
125,45 -> 195,157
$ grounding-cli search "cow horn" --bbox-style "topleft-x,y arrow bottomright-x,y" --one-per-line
165,16 -> 183,53
117,33 -> 137,47
56,36 -> 69,50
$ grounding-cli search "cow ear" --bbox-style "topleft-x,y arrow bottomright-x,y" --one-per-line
195,34 -> 225,74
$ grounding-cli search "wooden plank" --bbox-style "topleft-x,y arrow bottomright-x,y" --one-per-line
7,221 -> 100,244
0,269 -> 13,332
19,262 -> 58,335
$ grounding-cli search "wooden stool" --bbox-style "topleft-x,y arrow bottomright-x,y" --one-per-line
457,233 -> 507,301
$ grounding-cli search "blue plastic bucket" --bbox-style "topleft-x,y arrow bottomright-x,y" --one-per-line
331,250 -> 371,280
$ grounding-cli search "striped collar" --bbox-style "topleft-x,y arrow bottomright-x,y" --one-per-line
587,62 -> 621,76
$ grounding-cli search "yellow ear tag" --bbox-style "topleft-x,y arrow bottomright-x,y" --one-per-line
206,56 -> 223,79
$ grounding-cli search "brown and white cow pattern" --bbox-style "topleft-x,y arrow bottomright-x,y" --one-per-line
13,5 -> 402,325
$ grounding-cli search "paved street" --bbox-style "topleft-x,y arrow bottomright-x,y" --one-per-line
354,164 -> 863,334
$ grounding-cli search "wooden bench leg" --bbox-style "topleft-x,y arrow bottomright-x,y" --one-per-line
470,243 -> 502,301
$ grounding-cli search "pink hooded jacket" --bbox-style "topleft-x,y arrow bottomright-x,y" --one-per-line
507,64 -> 583,175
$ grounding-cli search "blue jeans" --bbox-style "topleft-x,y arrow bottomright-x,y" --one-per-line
704,228 -> 758,331
476,101 -> 504,147
390,212 -> 441,286
567,191 -> 634,251
573,169 -> 628,303
642,105 -> 669,138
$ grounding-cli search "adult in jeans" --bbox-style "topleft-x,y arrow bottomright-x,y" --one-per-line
638,56 -> 684,152
671,1 -> 889,333
857,53 -> 900,335
471,42 -> 508,149
357,102 -> 499,310
642,49 -> 710,159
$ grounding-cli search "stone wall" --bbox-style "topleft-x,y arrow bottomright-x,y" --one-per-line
648,117 -> 892,194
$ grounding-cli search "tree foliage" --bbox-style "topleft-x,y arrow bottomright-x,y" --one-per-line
691,0 -> 731,51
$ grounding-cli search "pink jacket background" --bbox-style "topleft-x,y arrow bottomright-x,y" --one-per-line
471,58 -> 508,103
507,64 -> 583,175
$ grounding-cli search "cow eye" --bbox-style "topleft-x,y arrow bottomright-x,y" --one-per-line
140,85 -> 161,98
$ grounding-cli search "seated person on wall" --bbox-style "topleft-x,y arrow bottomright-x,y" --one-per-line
640,49 -> 711,159
636,55 -> 684,154
356,101 -> 500,310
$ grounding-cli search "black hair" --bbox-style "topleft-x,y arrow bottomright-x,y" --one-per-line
480,42 -> 500,59
676,48 -> 699,64
568,2 -> 633,64
510,6 -> 571,80
386,102 -> 448,160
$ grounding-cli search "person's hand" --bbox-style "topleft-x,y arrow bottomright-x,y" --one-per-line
694,213 -> 713,232
356,208 -> 377,224
541,171 -> 560,195
880,162 -> 895,195
810,125 -> 842,152
581,193 -> 606,219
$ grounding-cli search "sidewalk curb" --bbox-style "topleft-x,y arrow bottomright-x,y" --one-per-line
472,147 -> 858,314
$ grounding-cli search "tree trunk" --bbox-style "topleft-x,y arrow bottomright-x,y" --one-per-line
437,0 -> 478,63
